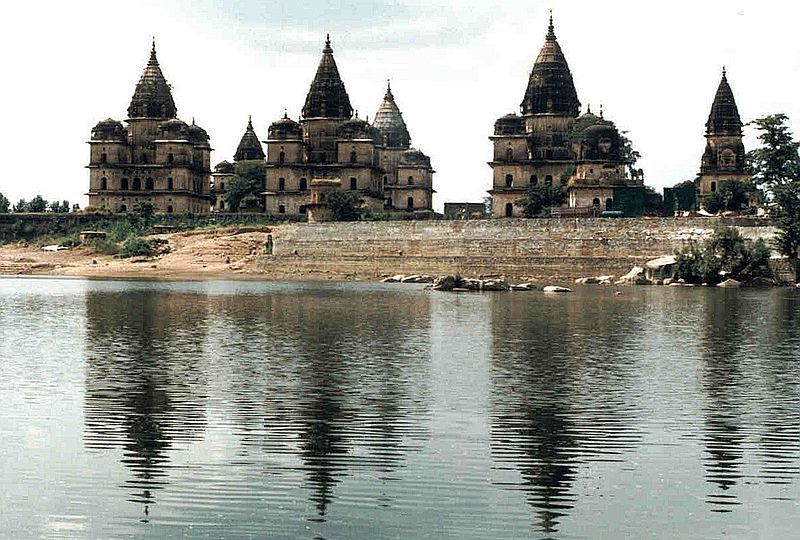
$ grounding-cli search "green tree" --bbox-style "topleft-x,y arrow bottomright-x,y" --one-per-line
644,187 -> 663,216
131,201 -> 156,231
224,160 -> 266,212
747,114 -> 800,271
514,183 -> 567,218
13,199 -> 28,213
27,195 -> 48,213
0,192 -> 9,213
675,226 -> 771,284
703,192 -> 724,214
49,200 -> 70,213
325,190 -> 362,221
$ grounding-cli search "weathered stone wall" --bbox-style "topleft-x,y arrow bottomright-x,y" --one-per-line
257,217 -> 779,280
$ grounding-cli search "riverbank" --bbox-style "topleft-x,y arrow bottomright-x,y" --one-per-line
0,218 -> 792,283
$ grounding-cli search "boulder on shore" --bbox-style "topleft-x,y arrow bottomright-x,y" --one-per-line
381,274 -> 405,283
543,285 -> 573,293
510,283 -> 538,291
401,274 -> 434,284
717,278 -> 741,288
432,275 -> 458,291
616,266 -> 652,285
431,275 -> 510,292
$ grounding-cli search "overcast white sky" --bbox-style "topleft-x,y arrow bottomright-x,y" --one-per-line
2,0 -> 799,210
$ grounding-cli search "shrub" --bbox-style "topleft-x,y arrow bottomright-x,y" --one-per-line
119,237 -> 154,258
675,226 -> 772,284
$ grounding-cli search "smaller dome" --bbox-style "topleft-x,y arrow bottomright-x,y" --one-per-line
157,118 -> 190,140
268,115 -> 302,140
399,148 -> 432,168
214,160 -> 234,174
575,121 -> 622,161
339,118 -> 380,141
187,122 -> 210,145
91,118 -> 126,141
494,113 -> 524,136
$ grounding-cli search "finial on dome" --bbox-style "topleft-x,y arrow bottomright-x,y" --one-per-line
600,104 -> 604,119
722,65 -> 727,79
355,109 -> 359,119
283,108 -> 288,119
151,37 -> 156,54
587,103 -> 592,114
547,10 -> 555,39
247,115 -> 253,129
324,33 -> 332,52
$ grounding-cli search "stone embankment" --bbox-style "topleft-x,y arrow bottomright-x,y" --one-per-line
256,217 -> 780,282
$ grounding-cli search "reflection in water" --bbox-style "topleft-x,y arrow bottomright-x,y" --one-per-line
489,293 -> 644,534
203,288 -> 432,521
699,292 -> 747,511
83,290 -> 209,520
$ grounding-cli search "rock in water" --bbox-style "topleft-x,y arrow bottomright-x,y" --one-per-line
432,275 -> 458,291
718,278 -> 742,288
543,286 -> 573,293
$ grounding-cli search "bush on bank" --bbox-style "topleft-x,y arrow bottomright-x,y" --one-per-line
675,226 -> 772,285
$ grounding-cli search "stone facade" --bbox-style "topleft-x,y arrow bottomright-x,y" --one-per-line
87,42 -> 212,214
212,36 -> 434,218
488,15 -> 643,217
697,68 -> 751,197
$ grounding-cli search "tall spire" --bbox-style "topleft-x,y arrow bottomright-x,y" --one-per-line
521,13 -> 580,116
302,35 -> 353,119
706,67 -> 742,136
234,116 -> 265,161
373,80 -> 411,148
128,40 -> 177,119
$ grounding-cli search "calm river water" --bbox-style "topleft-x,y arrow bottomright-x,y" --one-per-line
0,277 -> 799,539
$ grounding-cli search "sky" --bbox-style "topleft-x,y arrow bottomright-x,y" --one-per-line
2,0 -> 799,211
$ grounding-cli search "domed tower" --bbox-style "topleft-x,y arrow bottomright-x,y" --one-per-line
697,68 -> 750,196
373,82 -> 411,149
233,116 -> 265,162
489,13 -> 582,218
87,40 -> 212,215
387,148 -> 435,211
301,35 -> 354,164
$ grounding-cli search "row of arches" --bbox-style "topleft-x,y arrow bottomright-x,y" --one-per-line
504,174 -> 556,188
100,177 -> 174,191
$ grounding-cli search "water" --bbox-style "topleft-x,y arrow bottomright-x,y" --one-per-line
1,277 -> 799,539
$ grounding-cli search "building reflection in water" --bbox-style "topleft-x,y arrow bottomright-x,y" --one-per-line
83,289 -> 210,521
203,286 -> 432,521
698,292 -> 747,512
489,292 -> 643,534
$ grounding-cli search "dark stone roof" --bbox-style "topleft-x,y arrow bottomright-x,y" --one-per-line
157,118 -> 189,140
573,116 -> 623,161
372,82 -> 411,148
339,117 -> 381,141
302,35 -> 353,119
234,116 -> 265,161
706,68 -> 743,136
128,41 -> 177,119
214,160 -> 235,174
187,120 -> 210,146
91,118 -> 126,141
521,15 -> 580,117
494,113 -> 525,135
268,114 -> 302,140
398,148 -> 432,168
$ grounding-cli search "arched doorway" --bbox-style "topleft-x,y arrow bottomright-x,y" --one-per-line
505,202 -> 513,217
605,198 -> 613,211
407,197 -> 414,210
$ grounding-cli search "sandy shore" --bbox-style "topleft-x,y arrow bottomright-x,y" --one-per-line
0,226 -> 339,282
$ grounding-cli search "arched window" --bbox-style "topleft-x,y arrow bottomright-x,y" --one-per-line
605,198 -> 614,211
408,176 -> 415,185
278,178 -> 285,191
710,181 -> 717,193
299,205 -> 307,214
545,175 -> 553,186
505,202 -> 513,217
279,151 -> 285,164
168,153 -> 174,164
407,196 -> 414,210
300,178 -> 308,191
350,177 -> 357,190
350,149 -> 357,163
133,178 -> 141,190
592,198 -> 600,208
121,177 -> 129,190
505,174 -> 513,188
505,148 -> 513,161
530,175 -> 538,186
119,204 -> 127,213
385,197 -> 393,208
383,175 -> 388,186
145,178 -> 154,191
100,153 -> 107,164
100,177 -> 107,190
166,205 -> 174,214
278,204 -> 286,214
167,177 -> 173,190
